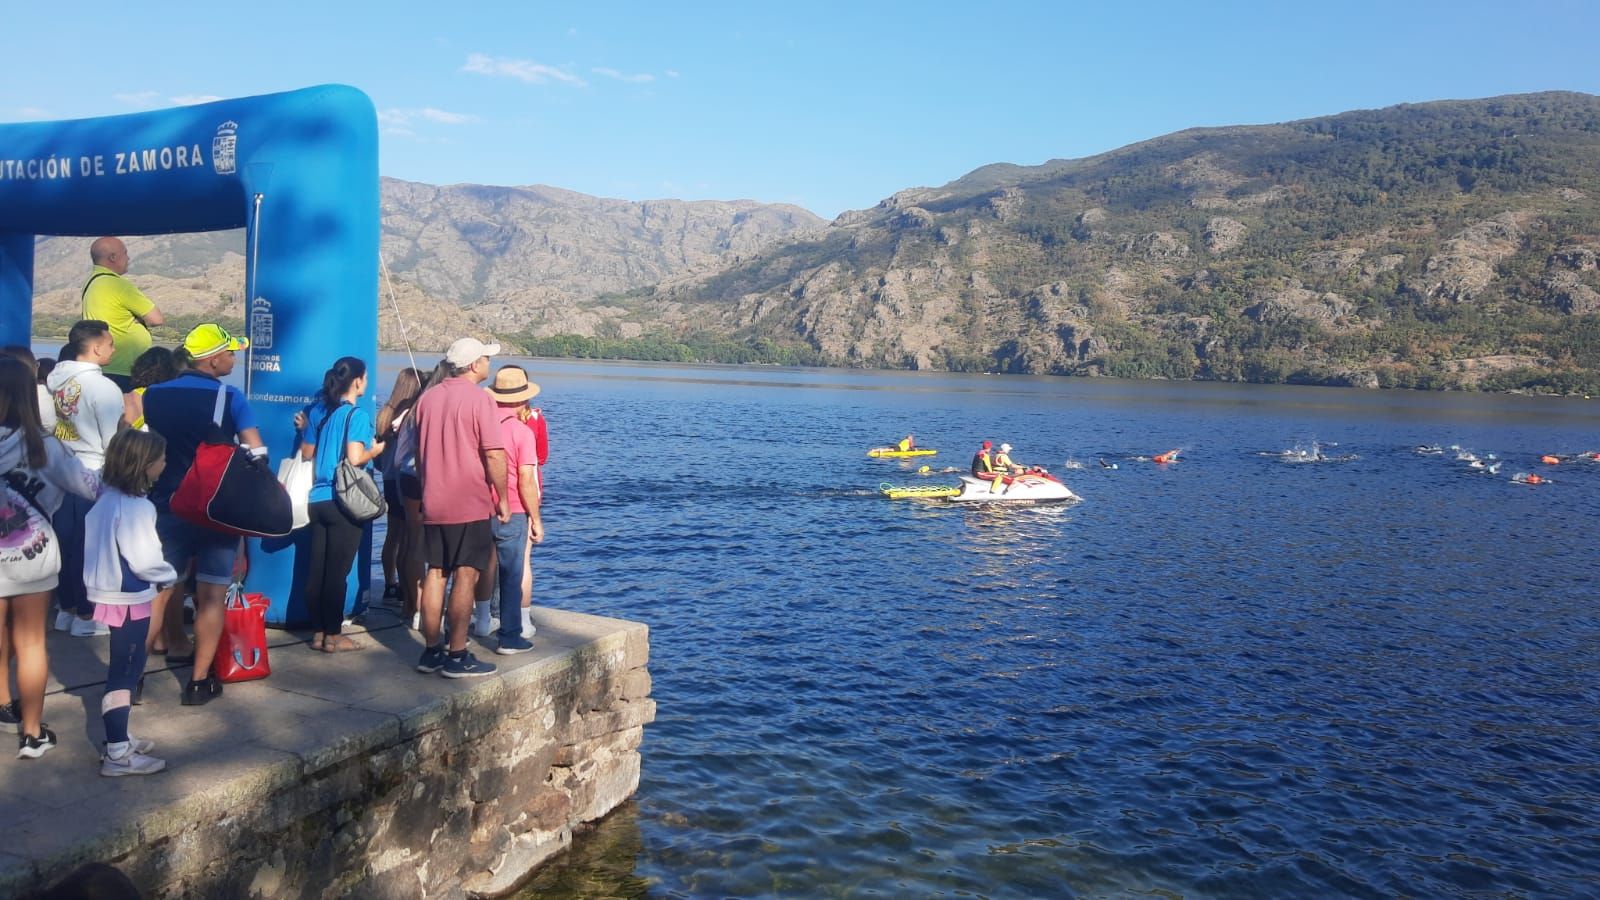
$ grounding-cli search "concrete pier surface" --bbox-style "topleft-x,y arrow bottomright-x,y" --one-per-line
0,603 -> 654,899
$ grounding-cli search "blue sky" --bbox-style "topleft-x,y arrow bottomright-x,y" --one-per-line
3,1 -> 1597,218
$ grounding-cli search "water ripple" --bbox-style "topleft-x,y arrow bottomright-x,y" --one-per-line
458,360 -> 1600,898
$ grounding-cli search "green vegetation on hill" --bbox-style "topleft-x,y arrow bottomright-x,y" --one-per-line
633,91 -> 1600,392
512,332 -> 826,367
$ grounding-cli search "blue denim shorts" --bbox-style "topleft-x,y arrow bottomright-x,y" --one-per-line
154,509 -> 240,585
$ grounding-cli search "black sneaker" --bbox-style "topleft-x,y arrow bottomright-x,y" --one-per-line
180,676 -> 223,707
18,725 -> 57,759
382,583 -> 401,606
416,644 -> 447,674
441,650 -> 497,679
495,635 -> 534,656
0,699 -> 19,734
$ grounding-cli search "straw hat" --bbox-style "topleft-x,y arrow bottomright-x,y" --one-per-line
488,366 -> 540,403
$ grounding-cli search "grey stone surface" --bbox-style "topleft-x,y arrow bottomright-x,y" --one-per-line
0,603 -> 652,899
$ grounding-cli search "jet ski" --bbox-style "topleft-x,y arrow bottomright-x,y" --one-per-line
946,469 -> 1080,504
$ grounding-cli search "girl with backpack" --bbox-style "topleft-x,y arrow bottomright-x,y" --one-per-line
0,356 -> 101,758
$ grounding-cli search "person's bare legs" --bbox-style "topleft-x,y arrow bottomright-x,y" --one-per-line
445,567 -> 480,653
0,604 -> 12,708
401,498 -> 424,623
7,593 -> 50,736
520,527 -> 533,609
190,581 -> 229,680
474,548 -> 496,603
148,581 -> 194,656
420,568 -> 447,647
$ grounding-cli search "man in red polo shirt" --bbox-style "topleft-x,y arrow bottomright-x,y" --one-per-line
411,337 -> 509,678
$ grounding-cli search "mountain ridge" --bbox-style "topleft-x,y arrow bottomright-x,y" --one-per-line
623,90 -> 1600,392
30,91 -> 1600,393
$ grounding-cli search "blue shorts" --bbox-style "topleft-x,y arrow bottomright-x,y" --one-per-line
154,509 -> 240,586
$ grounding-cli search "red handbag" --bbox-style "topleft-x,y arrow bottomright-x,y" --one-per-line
215,584 -> 272,683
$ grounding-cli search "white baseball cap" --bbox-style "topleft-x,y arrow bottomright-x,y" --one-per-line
445,337 -> 501,368
999,443 -> 1013,452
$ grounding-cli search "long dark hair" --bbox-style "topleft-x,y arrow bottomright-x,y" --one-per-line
376,367 -> 424,438
320,356 -> 367,411
0,356 -> 48,469
422,358 -> 454,392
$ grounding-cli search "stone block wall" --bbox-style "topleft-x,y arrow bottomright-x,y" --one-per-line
23,620 -> 653,899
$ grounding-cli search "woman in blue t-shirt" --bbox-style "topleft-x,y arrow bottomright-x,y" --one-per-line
298,357 -> 384,652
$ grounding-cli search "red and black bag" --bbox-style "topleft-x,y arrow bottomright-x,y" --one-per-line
171,384 -> 293,538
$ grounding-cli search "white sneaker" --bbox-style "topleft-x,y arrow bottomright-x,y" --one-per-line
126,734 -> 155,754
101,747 -> 166,777
521,610 -> 536,640
69,617 -> 109,637
53,610 -> 73,632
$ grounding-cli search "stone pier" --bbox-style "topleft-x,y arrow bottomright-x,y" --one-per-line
0,604 -> 653,898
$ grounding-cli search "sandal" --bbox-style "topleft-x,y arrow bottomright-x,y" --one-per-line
322,636 -> 363,653
310,634 -> 325,652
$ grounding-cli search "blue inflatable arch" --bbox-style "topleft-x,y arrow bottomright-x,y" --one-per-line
0,84 -> 379,624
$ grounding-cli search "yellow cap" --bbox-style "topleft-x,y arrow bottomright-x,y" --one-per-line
183,323 -> 249,360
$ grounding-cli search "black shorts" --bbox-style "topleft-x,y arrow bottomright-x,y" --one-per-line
423,521 -> 492,572
105,372 -> 133,392
398,473 -> 423,502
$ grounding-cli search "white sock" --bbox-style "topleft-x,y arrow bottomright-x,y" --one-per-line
521,608 -> 533,632
105,740 -> 130,760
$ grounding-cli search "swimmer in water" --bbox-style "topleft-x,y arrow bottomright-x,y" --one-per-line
1098,458 -> 1117,469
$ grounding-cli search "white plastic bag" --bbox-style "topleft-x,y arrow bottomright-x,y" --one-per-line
276,456 -> 313,530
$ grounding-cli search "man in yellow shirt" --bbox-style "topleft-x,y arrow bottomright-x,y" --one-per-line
81,237 -> 166,390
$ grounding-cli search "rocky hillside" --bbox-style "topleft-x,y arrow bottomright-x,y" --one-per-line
31,179 -> 825,346
634,91 -> 1600,391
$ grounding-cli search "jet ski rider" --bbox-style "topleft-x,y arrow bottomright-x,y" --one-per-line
972,441 -> 1000,482
994,442 -> 1023,475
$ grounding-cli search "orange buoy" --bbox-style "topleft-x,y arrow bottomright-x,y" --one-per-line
1540,455 -> 1560,465
1153,449 -> 1180,464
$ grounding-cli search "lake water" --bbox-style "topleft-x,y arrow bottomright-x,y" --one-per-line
375,358 -> 1598,897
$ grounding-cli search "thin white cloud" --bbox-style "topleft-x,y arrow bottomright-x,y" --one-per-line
113,91 -> 160,108
378,107 -> 478,138
170,95 -> 224,106
593,67 -> 654,84
665,69 -> 681,78
417,107 -> 476,124
14,106 -> 51,120
462,53 -> 586,87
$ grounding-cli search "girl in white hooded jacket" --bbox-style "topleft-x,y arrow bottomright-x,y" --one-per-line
84,429 -> 176,775
0,357 -> 100,758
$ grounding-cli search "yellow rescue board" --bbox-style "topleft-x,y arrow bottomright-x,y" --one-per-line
880,484 -> 962,499
867,448 -> 939,458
